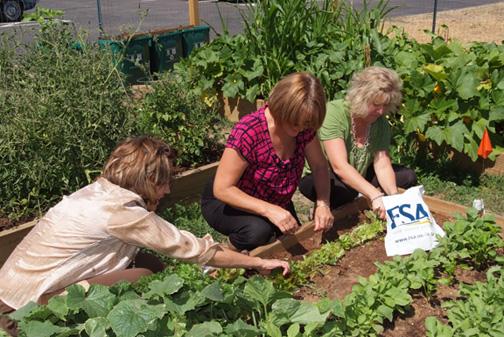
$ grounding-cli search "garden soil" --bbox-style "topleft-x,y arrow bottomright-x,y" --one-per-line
265,210 -> 488,337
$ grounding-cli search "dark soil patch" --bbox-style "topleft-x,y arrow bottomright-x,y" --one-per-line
0,216 -> 33,232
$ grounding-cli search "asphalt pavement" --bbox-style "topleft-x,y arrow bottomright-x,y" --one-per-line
3,0 -> 504,41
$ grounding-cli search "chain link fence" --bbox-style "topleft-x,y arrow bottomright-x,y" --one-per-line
29,0 -> 503,42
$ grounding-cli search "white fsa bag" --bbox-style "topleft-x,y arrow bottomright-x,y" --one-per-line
382,186 -> 445,256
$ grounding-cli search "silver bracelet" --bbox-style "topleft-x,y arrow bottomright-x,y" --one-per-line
370,193 -> 385,203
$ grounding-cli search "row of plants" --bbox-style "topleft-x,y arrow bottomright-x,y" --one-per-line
426,266 -> 504,337
272,211 -> 385,291
0,22 -> 225,222
175,0 -> 504,162
6,209 -> 502,336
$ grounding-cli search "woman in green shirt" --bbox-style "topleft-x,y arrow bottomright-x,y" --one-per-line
299,67 -> 417,219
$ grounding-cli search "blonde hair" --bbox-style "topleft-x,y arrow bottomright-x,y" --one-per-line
346,66 -> 402,118
101,136 -> 175,208
268,72 -> 326,130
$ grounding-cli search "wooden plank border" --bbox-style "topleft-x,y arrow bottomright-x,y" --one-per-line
0,161 -> 219,267
251,197 -> 370,258
251,194 -> 504,258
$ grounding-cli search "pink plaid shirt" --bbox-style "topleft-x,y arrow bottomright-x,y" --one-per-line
226,105 -> 315,208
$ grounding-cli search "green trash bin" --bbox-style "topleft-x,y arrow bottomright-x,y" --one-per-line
98,34 -> 152,84
181,25 -> 210,57
151,30 -> 183,74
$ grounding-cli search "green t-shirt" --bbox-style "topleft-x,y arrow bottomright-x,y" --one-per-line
318,99 -> 391,175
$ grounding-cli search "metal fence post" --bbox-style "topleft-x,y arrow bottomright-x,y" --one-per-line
432,0 -> 438,34
96,0 -> 104,35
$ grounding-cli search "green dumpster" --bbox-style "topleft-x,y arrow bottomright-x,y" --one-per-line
98,34 -> 152,84
150,30 -> 183,74
181,25 -> 210,57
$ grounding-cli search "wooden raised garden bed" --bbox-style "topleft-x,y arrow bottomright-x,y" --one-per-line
249,194 -> 504,337
0,162 -> 219,267
221,96 -> 265,122
251,193 -> 504,259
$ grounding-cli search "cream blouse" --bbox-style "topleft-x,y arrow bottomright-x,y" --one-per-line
0,178 -> 218,309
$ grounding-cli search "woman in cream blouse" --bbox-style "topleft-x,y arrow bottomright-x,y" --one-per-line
0,136 -> 289,328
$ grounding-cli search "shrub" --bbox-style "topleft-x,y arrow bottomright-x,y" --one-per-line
135,72 -> 225,168
0,23 -> 135,221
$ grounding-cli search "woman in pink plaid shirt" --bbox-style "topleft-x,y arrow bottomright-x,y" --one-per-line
201,72 -> 334,251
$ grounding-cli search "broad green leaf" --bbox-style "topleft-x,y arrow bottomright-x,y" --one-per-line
244,276 -> 276,308
433,39 -> 453,59
164,291 -> 204,315
17,320 -> 67,337
222,80 -> 243,98
489,107 -> 504,122
492,89 -> 504,105
201,282 -> 224,302
497,78 -> 504,90
66,284 -> 86,312
47,296 -> 68,321
84,317 -> 110,337
241,61 -> 264,81
270,298 -> 301,325
287,323 -> 300,337
107,299 -> 165,337
405,113 -> 431,133
471,118 -> 488,139
81,285 -> 116,318
444,121 -> 467,152
245,84 -> 260,102
429,98 -> 458,114
223,319 -> 259,337
289,302 -> 329,324
186,321 -> 222,337
144,274 -> 184,299
394,51 -> 418,70
423,64 -> 447,81
377,304 -> 394,322
263,319 -> 282,337
9,302 -> 38,321
456,71 -> 480,100
425,126 -> 445,145
331,300 -> 345,318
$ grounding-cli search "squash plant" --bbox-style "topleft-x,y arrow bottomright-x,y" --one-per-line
175,0 -> 392,102
391,35 -> 504,161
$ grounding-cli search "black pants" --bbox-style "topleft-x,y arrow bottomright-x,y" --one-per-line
299,164 -> 417,209
201,176 -> 300,251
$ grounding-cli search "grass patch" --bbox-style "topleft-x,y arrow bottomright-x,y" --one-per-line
160,202 -> 225,243
418,172 -> 504,215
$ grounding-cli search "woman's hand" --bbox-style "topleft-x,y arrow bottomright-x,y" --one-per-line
371,195 -> 386,220
266,205 -> 299,234
313,202 -> 334,231
258,258 -> 290,276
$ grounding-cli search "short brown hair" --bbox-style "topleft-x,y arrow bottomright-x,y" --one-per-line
268,72 -> 326,130
101,136 -> 175,207
346,66 -> 402,118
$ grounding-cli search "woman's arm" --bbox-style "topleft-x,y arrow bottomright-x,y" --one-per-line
323,138 -> 383,200
304,139 -> 334,231
213,148 -> 299,234
207,246 -> 290,275
373,150 -> 398,195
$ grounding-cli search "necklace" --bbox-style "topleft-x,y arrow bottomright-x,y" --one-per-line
351,118 -> 370,148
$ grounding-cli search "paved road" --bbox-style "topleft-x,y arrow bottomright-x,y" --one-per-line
5,0 -> 504,40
